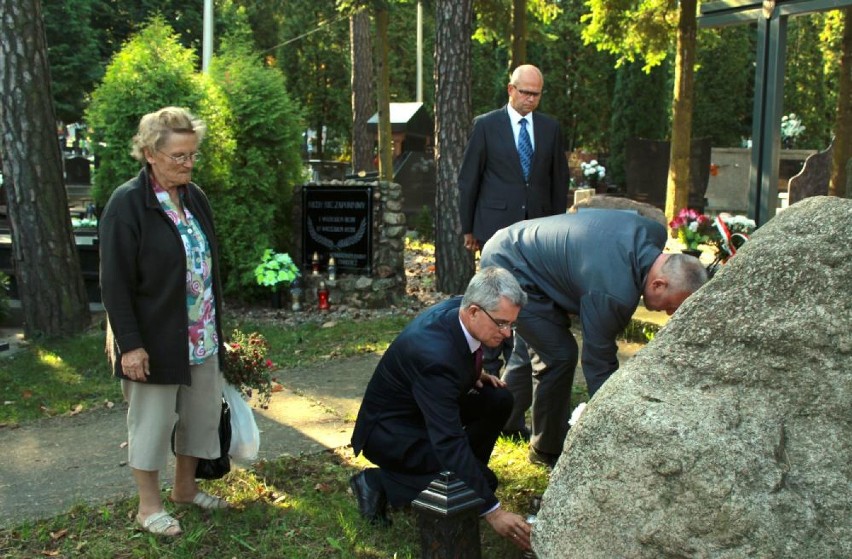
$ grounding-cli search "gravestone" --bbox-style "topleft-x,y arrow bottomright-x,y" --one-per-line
788,141 -> 833,204
625,138 -> 712,212
302,185 -> 373,273
704,147 -> 751,215
64,156 -> 91,185
533,196 -> 852,558
569,195 -> 667,227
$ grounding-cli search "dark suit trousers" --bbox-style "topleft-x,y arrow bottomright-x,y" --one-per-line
361,385 -> 512,508
504,308 -> 579,455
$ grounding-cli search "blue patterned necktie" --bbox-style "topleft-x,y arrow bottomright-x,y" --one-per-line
518,118 -> 533,181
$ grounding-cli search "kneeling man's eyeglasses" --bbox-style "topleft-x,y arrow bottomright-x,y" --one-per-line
477,306 -> 517,332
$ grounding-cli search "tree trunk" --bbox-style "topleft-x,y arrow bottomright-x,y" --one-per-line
510,0 -> 527,71
830,7 -> 851,198
664,0 -> 697,224
434,0 -> 475,294
350,9 -> 375,175
374,8 -> 394,183
0,0 -> 90,338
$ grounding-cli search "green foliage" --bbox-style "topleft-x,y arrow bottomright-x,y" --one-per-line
43,0 -> 103,123
209,36 -> 306,292
413,205 -> 434,242
84,17 -> 210,207
254,249 -> 301,289
608,60 -> 671,186
582,0 -> 676,70
470,39 -> 510,116
275,0 -> 351,160
528,0 -> 618,152
693,26 -> 754,148
784,14 -> 837,150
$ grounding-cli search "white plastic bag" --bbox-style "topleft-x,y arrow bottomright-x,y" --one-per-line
223,383 -> 260,461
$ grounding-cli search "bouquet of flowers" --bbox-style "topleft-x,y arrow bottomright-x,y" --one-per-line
222,329 -> 275,408
668,208 -> 714,250
711,213 -> 756,261
780,113 -> 805,148
254,249 -> 300,290
580,160 -> 606,187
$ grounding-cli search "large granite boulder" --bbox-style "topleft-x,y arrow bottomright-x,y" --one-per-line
534,196 -> 852,558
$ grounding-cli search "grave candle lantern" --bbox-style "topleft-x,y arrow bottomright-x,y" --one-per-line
317,281 -> 330,311
412,471 -> 484,558
311,251 -> 320,275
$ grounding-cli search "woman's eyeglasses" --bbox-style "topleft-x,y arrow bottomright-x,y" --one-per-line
159,151 -> 201,165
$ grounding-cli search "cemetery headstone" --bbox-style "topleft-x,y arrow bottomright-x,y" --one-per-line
788,141 -> 833,205
302,185 -> 373,273
625,138 -> 711,212
533,196 -> 852,558
64,156 -> 91,185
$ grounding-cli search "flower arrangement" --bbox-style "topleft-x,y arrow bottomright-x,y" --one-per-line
254,249 -> 300,290
781,113 -> 805,148
711,213 -> 756,261
669,208 -> 714,250
580,160 -> 606,187
222,329 -> 275,408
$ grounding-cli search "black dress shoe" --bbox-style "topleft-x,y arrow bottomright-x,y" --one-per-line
500,426 -> 531,442
349,470 -> 390,526
528,446 -> 559,468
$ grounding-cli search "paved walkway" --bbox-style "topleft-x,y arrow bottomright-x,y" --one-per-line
0,308 -> 668,529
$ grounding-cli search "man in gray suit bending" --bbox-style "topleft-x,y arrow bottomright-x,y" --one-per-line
480,210 -> 708,467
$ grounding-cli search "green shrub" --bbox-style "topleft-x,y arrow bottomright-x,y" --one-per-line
85,17 -> 224,207
208,37 -> 306,294
413,205 -> 434,243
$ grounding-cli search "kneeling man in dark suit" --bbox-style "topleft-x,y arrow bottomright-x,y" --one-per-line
350,267 -> 533,552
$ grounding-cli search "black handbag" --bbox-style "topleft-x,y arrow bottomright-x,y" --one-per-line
171,396 -> 231,480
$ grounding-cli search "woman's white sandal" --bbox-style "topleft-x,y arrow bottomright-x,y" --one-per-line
137,510 -> 182,536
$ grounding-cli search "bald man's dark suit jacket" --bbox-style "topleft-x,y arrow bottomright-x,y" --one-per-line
351,297 -> 508,512
458,105 -> 569,244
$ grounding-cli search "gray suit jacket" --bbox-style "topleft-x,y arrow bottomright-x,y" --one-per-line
458,106 -> 569,244
480,210 -> 666,389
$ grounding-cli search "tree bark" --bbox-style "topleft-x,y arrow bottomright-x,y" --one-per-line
350,9 -> 375,175
434,0 -> 475,294
830,7 -> 851,198
664,0 -> 697,224
510,0 -> 527,71
0,0 -> 90,337
374,8 -> 394,182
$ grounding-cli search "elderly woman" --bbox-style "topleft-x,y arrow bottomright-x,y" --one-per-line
99,107 -> 228,537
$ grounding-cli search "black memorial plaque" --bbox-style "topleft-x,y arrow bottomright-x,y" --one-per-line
302,185 -> 372,273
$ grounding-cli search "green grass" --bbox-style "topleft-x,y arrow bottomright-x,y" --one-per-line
0,442 -> 548,558
232,315 -> 412,370
0,305 -> 644,557
0,315 -> 411,427
0,328 -> 118,426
